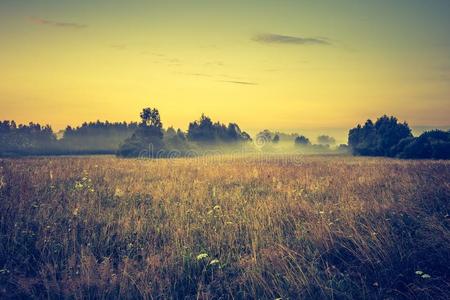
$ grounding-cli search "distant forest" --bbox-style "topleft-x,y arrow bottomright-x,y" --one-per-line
0,108 -> 449,159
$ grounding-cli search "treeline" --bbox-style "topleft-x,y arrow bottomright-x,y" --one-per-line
254,129 -> 347,153
62,121 -> 139,154
0,120 -> 140,156
1,109 -> 448,159
0,108 -> 254,157
0,121 -> 56,156
117,109 -> 253,157
348,115 -> 450,159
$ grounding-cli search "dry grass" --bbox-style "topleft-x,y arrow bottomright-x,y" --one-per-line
0,155 -> 449,299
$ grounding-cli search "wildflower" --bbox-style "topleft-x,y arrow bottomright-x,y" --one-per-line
415,270 -> 424,275
114,187 -> 124,197
196,253 -> 208,261
209,259 -> 220,266
421,274 -> 431,279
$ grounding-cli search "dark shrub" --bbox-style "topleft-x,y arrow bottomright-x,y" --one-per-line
395,130 -> 450,159
348,115 -> 412,156
294,135 -> 311,146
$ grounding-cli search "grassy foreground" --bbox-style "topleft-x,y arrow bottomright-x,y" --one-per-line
0,156 -> 449,299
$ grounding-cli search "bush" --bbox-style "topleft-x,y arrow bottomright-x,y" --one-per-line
294,135 -> 311,146
348,115 -> 412,156
395,130 -> 450,159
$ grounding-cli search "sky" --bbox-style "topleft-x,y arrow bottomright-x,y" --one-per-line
0,0 -> 449,141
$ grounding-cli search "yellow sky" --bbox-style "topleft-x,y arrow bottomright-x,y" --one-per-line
0,0 -> 449,136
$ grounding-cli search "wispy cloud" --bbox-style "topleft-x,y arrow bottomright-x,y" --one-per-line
253,33 -> 330,46
176,71 -> 257,85
220,80 -> 258,85
28,17 -> 87,29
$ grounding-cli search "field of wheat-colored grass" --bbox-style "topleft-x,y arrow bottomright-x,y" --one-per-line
0,155 -> 449,299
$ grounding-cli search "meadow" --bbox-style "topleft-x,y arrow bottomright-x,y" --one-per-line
0,155 -> 449,299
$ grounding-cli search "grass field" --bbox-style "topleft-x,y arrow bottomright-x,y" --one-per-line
0,155 -> 449,299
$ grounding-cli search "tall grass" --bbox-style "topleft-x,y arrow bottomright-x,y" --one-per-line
0,156 -> 449,299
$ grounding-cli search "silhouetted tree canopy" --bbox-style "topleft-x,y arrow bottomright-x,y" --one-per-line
140,107 -> 162,128
348,115 -> 412,156
164,126 -> 189,149
391,130 -> 450,159
118,107 -> 165,157
60,121 -> 138,154
0,121 -> 56,156
295,135 -> 311,146
187,114 -> 251,143
2,111 -> 447,159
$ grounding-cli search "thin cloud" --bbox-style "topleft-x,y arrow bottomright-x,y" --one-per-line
176,71 -> 257,85
220,80 -> 258,85
28,17 -> 87,29
253,33 -> 330,46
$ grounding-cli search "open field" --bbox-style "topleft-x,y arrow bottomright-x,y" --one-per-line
0,155 -> 449,299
